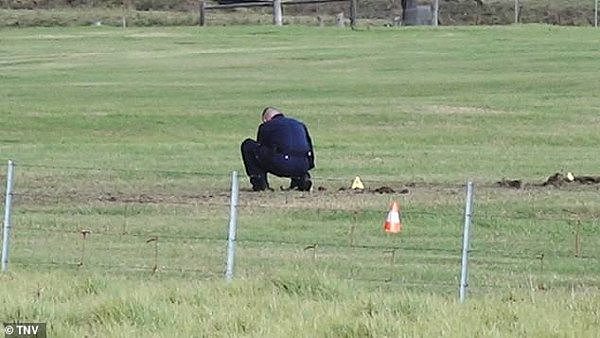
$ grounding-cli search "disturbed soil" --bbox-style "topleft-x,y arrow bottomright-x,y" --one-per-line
8,172 -> 599,207
497,173 -> 600,189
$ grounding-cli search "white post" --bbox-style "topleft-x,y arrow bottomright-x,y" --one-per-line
2,160 -> 16,272
432,0 -> 439,26
514,0 -> 519,24
459,181 -> 475,303
121,0 -> 129,28
225,171 -> 239,282
273,0 -> 283,26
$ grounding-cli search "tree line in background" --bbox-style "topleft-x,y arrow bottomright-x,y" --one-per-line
0,0 -> 596,26
1,0 -> 197,11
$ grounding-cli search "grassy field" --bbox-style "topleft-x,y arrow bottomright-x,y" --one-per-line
1,25 -> 600,336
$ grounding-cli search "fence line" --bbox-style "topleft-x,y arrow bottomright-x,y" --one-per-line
11,259 -> 218,277
344,276 -> 584,292
17,257 -> 600,294
346,277 -> 457,288
472,249 -> 600,262
11,192 -> 233,208
13,224 -> 461,254
18,163 -> 226,177
13,224 -> 600,262
4,162 -> 600,298
17,225 -> 600,264
15,226 -> 225,242
200,0 -> 358,27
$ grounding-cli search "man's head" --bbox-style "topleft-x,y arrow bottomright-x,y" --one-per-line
261,107 -> 283,123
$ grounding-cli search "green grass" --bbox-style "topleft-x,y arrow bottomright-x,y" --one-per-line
2,271 -> 600,337
1,25 -> 600,336
1,25 -> 599,180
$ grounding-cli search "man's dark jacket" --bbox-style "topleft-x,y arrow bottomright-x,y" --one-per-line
257,114 -> 315,176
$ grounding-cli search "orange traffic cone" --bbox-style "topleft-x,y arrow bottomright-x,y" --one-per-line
384,201 -> 402,234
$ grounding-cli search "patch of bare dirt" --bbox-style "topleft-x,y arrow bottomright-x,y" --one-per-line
373,186 -> 395,194
12,172 -> 599,208
573,176 -> 600,184
12,190 -> 228,207
97,192 -> 221,204
543,173 -> 569,187
541,173 -> 600,187
336,185 -> 410,194
494,173 -> 600,189
496,179 -> 523,189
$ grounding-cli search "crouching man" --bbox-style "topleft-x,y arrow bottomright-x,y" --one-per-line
241,107 -> 315,191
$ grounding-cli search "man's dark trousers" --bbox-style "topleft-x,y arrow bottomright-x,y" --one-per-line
241,139 -> 311,190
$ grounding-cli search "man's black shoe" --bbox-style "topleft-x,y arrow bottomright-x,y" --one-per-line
250,176 -> 268,191
288,175 -> 311,191
298,175 -> 312,191
289,177 -> 301,190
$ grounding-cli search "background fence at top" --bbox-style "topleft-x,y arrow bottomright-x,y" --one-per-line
0,0 -> 598,27
2,160 -> 599,299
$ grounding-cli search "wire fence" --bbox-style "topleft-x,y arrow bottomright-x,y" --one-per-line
2,161 -> 600,298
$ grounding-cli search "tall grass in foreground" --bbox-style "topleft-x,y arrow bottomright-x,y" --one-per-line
1,270 -> 599,337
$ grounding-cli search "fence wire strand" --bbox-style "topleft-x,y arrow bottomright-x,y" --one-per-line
18,163 -> 227,177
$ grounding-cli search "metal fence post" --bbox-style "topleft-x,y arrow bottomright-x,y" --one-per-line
121,2 -> 127,29
514,0 -> 519,24
225,171 -> 239,282
459,181 -> 475,303
273,0 -> 283,26
2,160 -> 16,272
432,0 -> 439,26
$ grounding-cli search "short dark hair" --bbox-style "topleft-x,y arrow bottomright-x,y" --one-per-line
262,106 -> 277,118
261,107 -> 283,122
